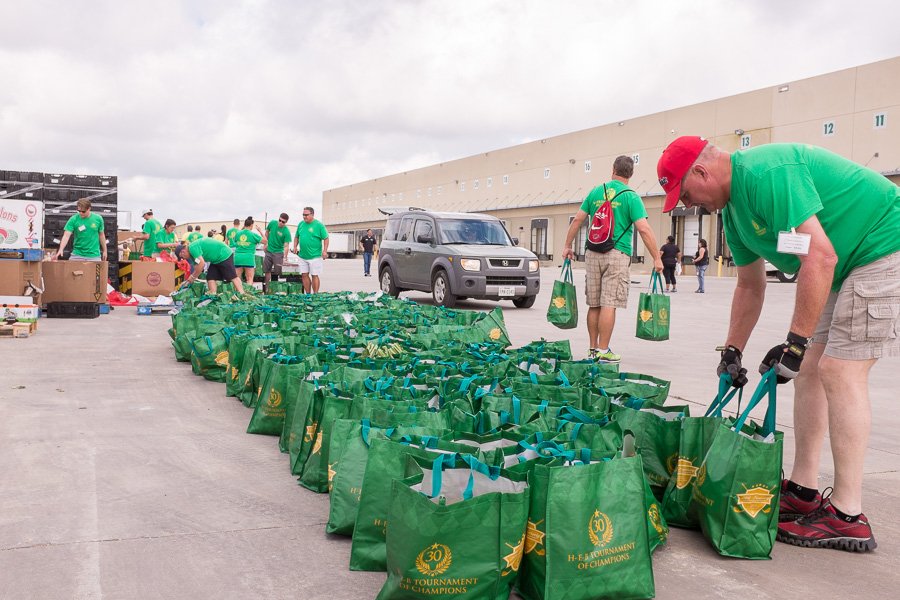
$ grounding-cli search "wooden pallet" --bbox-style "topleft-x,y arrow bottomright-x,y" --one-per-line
0,321 -> 37,338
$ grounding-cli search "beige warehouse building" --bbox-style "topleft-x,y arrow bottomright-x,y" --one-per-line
323,57 -> 900,275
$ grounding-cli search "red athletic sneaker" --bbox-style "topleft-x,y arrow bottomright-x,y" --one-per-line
779,479 -> 821,522
777,498 -> 877,552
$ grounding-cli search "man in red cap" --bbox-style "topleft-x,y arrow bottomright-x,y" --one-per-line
658,136 -> 900,553
562,155 -> 663,363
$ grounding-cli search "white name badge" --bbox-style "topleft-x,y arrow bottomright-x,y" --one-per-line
777,230 -> 811,255
78,225 -> 86,231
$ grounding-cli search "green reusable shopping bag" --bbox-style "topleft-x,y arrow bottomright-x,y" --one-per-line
516,451 -> 656,600
246,360 -> 308,436
693,369 -> 783,559
349,437 -> 483,572
611,403 -> 689,497
376,454 -> 530,600
546,259 -> 578,329
661,375 -> 741,527
635,271 -> 670,341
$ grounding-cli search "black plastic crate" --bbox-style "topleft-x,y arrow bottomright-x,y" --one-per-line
5,170 -> 43,183
46,302 -> 100,319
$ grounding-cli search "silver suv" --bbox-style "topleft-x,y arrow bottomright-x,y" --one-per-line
377,208 -> 541,308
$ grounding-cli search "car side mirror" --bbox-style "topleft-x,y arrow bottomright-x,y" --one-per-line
417,234 -> 434,244
511,237 -> 519,246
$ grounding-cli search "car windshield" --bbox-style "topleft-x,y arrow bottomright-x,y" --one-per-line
438,219 -> 511,245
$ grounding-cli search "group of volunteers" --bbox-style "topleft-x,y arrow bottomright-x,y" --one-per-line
562,137 -> 899,555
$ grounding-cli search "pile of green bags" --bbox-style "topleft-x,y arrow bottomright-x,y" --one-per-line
168,288 -> 783,598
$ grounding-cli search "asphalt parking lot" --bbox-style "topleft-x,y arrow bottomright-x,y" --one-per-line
1,258 -> 897,599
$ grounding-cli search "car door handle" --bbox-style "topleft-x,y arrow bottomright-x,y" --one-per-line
404,247 -> 412,254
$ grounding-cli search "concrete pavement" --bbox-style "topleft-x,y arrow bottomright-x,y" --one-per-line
1,258 -> 897,599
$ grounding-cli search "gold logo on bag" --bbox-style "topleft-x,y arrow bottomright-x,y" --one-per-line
267,389 -> 282,408
215,351 -> 229,366
231,366 -> 238,380
648,504 -> 666,538
311,432 -> 323,455
552,296 -> 567,309
588,509 -> 613,547
674,458 -> 700,489
525,519 -> 546,555
734,484 -> 775,518
666,453 -> 679,475
639,310 -> 653,323
489,328 -> 502,341
501,534 -> 525,575
327,463 -> 337,492
415,543 -> 452,576
658,308 -> 668,323
304,422 -> 318,443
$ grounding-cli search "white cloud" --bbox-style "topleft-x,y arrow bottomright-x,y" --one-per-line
0,0 -> 897,223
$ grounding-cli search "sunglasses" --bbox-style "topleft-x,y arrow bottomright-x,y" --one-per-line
302,213 -> 312,217
278,219 -> 287,223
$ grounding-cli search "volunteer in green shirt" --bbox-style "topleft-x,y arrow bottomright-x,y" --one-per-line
658,137 -> 900,554
139,209 -> 163,257
233,217 -> 263,285
226,219 -> 242,247
154,219 -> 179,255
184,226 -> 204,244
291,206 -> 329,294
56,199 -> 107,261
561,156 -> 663,363
261,212 -> 292,293
178,237 -> 246,295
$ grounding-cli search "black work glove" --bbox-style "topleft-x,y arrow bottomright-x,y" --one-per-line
759,332 -> 811,383
717,345 -> 748,388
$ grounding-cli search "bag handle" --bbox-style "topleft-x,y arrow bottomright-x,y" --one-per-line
649,271 -> 664,294
560,259 -> 574,285
732,369 -> 778,435
704,372 -> 743,417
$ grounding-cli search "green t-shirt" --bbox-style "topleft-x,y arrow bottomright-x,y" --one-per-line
188,237 -> 234,264
142,218 -> 162,256
63,212 -> 104,258
156,230 -> 176,251
226,227 -> 241,247
725,144 -> 900,290
294,219 -> 329,260
579,180 -> 646,254
185,231 -> 204,244
233,229 -> 262,267
266,220 -> 292,253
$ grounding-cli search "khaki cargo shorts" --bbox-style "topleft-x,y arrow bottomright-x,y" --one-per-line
584,249 -> 631,308
814,251 -> 900,360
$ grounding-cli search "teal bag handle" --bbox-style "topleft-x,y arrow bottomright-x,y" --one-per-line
704,373 -> 743,417
650,271 -> 664,294
732,369 -> 778,435
558,370 -> 571,388
560,259 -> 574,285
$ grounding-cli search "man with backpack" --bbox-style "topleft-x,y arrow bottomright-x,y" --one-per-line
562,155 -> 664,362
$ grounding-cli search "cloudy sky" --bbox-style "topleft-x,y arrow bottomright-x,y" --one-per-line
1,0 -> 897,226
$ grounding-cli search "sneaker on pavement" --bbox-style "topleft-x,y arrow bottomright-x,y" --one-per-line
777,497 -> 877,553
779,479 -> 822,522
595,349 -> 621,363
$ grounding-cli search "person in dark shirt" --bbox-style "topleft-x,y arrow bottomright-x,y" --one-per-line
659,235 -> 682,292
358,229 -> 378,277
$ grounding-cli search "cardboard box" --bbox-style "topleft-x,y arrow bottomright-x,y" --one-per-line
41,261 -> 108,305
1,304 -> 39,322
0,261 -> 43,305
0,198 -> 44,249
118,261 -> 176,296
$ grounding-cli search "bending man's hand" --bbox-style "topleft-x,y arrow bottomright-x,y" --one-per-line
759,332 -> 810,383
717,345 -> 748,388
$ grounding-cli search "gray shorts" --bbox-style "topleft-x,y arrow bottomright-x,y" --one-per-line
69,254 -> 102,262
263,251 -> 284,275
584,249 -> 631,308
813,251 -> 900,360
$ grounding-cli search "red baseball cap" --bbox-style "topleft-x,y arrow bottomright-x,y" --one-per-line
657,136 -> 709,212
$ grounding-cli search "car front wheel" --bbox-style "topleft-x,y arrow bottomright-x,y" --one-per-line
432,270 -> 457,308
512,296 -> 536,308
776,270 -> 798,283
380,267 -> 399,297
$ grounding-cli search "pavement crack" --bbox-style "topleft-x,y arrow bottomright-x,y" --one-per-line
0,524 -> 304,552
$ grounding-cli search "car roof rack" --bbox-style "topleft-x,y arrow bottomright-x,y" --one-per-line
377,206 -> 430,216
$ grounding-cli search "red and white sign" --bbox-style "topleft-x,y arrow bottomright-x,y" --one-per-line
0,199 -> 43,249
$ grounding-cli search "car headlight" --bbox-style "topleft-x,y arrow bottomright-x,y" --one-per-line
528,260 -> 540,273
460,258 -> 481,272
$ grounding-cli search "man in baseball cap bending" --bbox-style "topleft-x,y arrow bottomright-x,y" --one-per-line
657,136 -> 900,553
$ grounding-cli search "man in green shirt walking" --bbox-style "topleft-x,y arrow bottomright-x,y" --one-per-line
261,212 -> 292,293
292,206 -> 329,293
55,199 -> 107,261
139,208 -> 163,257
226,219 -> 241,247
177,238 -> 246,295
658,136 -> 900,553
